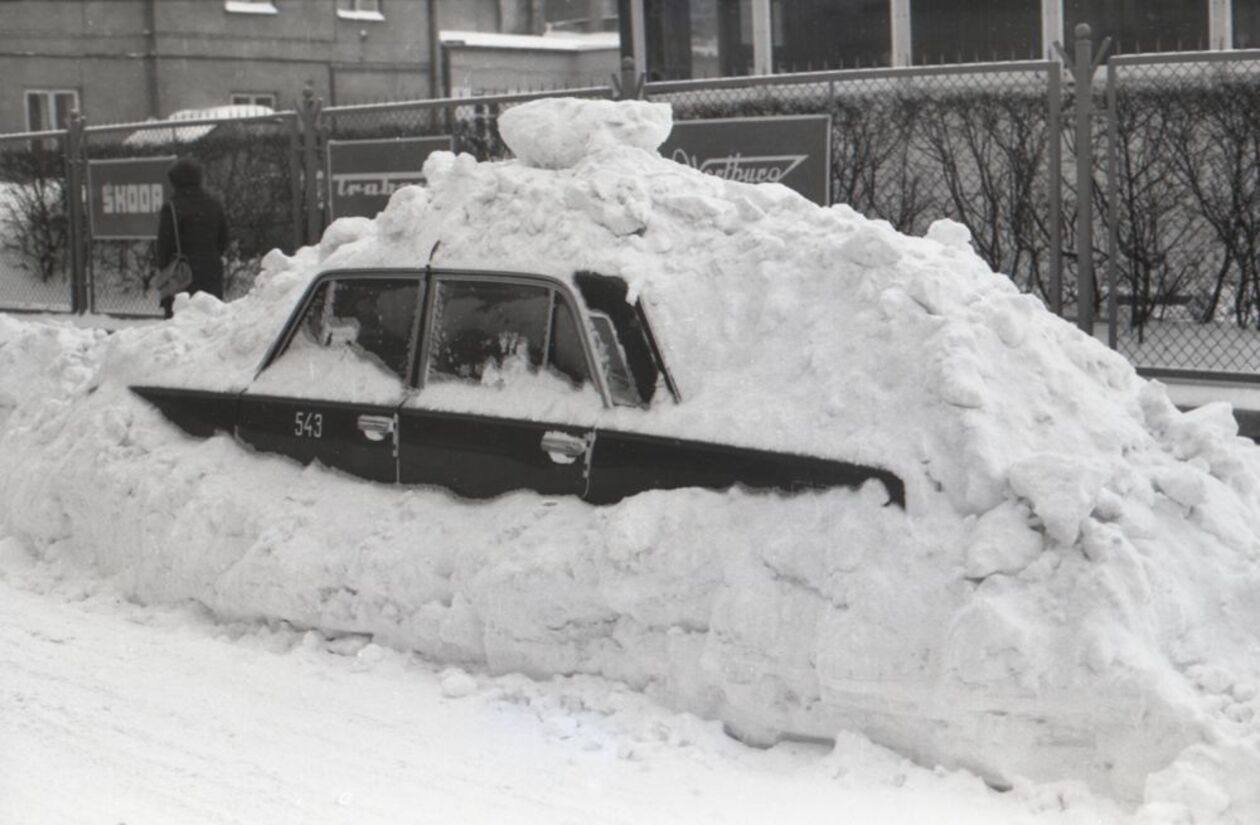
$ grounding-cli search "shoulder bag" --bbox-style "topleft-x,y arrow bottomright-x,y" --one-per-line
154,200 -> 193,300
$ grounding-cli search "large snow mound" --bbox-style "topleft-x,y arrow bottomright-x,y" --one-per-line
3,98 -> 1260,821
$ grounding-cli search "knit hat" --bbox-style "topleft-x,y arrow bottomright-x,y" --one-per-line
167,157 -> 203,189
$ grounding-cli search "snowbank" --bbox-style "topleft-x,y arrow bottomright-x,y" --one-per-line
3,98 -> 1260,821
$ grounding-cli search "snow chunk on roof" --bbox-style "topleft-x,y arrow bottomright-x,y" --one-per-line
122,105 -> 276,147
498,97 -> 671,169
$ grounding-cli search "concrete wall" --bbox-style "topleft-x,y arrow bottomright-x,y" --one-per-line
440,0 -> 507,33
0,0 -> 150,129
445,46 -> 619,94
0,0 -> 435,132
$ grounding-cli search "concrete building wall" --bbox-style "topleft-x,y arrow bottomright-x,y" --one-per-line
0,0 -> 436,133
441,0 -> 507,33
445,46 -> 618,94
0,0 -> 149,54
150,57 -> 335,116
330,66 -> 437,106
573,47 -> 621,80
0,0 -> 149,130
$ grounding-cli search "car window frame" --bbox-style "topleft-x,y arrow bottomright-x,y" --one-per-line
254,268 -> 428,383
257,267 -> 649,411
414,269 -> 612,407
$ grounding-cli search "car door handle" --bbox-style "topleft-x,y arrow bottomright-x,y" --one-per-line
540,431 -> 588,461
357,414 -> 395,442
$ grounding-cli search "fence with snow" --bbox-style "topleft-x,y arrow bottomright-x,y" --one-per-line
3,45 -> 1260,378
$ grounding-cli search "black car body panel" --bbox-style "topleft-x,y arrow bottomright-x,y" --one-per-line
130,267 -> 907,509
585,428 -> 905,507
130,386 -> 238,439
236,393 -> 400,484
397,409 -> 592,499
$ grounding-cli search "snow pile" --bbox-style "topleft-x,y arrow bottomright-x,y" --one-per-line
497,97 -> 672,169
4,98 -> 1260,821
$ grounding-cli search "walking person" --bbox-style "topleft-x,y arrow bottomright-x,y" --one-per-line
155,157 -> 228,318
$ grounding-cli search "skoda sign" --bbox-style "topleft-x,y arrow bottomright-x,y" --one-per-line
660,115 -> 831,206
87,156 -> 176,240
326,136 -> 452,220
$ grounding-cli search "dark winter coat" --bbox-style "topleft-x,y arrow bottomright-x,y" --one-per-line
156,159 -> 228,301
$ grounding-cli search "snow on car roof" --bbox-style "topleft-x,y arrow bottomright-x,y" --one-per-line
3,98 -> 1260,817
121,104 -> 277,147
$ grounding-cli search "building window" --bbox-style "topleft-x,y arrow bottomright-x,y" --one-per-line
716,0 -> 754,75
25,89 -> 78,132
771,0 -> 892,71
230,93 -> 277,108
1065,0 -> 1209,54
1236,0 -> 1260,48
337,0 -> 384,21
224,1 -> 279,14
911,0 -> 1041,64
545,0 -> 618,32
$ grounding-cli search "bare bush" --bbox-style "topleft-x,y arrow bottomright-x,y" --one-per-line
0,148 -> 69,284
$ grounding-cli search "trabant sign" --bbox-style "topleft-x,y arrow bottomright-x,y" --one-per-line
87,156 -> 176,239
326,136 -> 453,220
660,115 -> 831,206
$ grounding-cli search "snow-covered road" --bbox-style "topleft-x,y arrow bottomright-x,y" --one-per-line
0,568 -> 1119,825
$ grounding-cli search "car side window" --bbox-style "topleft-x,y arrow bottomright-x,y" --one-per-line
253,276 -> 422,402
296,278 -> 421,380
427,279 -> 592,389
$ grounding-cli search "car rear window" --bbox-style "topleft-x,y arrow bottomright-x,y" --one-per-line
426,279 -> 592,390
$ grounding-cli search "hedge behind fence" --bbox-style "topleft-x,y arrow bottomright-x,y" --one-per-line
4,72 -> 1260,328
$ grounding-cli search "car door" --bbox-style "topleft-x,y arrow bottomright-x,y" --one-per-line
236,272 -> 424,484
397,274 -> 599,498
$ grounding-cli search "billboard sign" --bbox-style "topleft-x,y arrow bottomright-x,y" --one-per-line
326,136 -> 453,220
659,115 -> 831,206
87,156 -> 176,240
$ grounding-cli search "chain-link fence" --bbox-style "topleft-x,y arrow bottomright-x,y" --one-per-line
5,57 -> 1260,381
315,87 -> 613,227
1103,50 -> 1260,376
646,62 -> 1064,304
0,130 -> 75,313
323,89 -> 613,158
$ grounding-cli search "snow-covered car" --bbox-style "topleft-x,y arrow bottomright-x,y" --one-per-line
132,266 -> 905,506
7,96 -> 1260,818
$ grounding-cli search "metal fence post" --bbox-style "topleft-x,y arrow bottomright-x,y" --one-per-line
299,85 -> 324,245
1063,23 -> 1113,337
1047,64 -> 1063,316
612,57 -> 644,100
64,112 -> 88,314
1105,57 -> 1120,350
1074,23 -> 1095,335
286,114 -> 302,253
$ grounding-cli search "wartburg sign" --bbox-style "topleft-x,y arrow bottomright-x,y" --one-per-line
87,156 -> 176,240
326,136 -> 453,220
659,115 -> 831,206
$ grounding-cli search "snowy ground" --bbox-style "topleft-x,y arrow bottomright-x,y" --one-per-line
5,97 -> 1260,823
0,558 -> 1125,825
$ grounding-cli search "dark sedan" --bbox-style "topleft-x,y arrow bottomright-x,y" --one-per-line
132,267 -> 904,507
